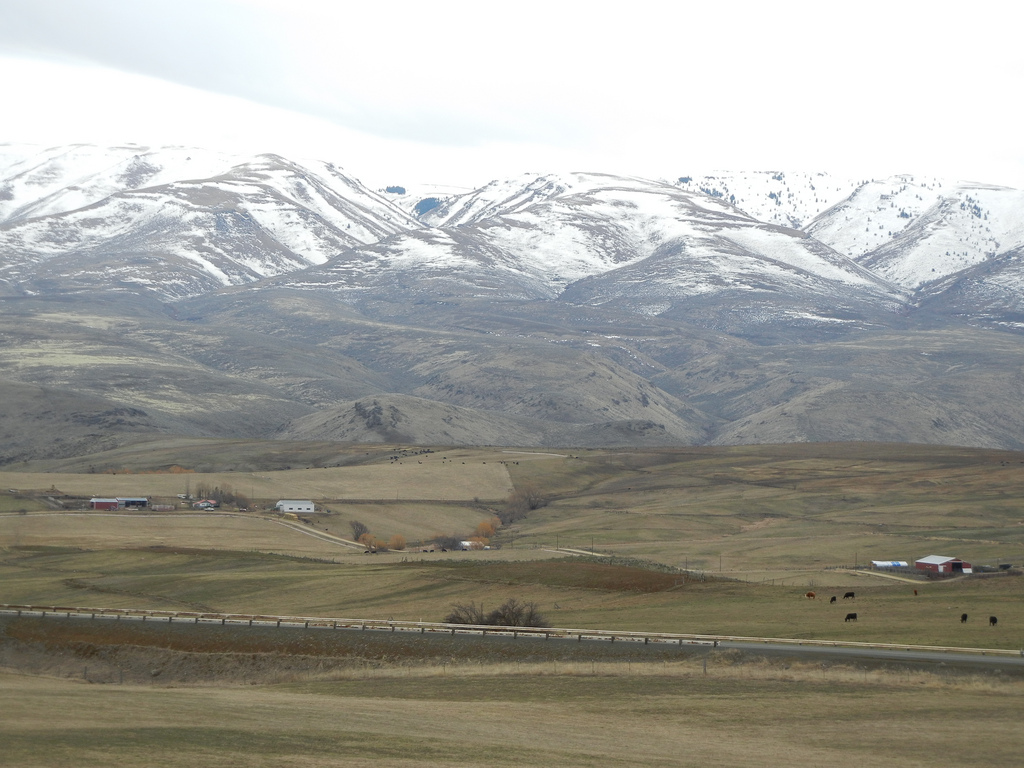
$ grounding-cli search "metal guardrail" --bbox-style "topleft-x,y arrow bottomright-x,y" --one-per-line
2,603 -> 1020,658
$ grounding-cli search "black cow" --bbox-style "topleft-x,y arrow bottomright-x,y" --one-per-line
990,616 -> 998,626
844,612 -> 857,622
960,613 -> 968,623
829,596 -> 837,604
843,591 -> 855,599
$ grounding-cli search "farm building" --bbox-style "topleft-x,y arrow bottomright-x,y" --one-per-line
915,555 -> 972,574
275,500 -> 314,514
90,497 -> 149,510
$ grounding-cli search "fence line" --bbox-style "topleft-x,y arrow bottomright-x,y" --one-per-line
1,603 -> 1019,659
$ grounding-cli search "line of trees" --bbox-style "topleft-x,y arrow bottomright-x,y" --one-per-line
500,486 -> 546,524
194,483 -> 246,506
350,519 -> 406,551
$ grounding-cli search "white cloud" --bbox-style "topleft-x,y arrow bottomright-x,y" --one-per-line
1,0 -> 1023,188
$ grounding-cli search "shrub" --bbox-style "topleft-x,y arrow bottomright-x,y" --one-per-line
445,598 -> 549,628
445,601 -> 488,625
501,487 -> 547,524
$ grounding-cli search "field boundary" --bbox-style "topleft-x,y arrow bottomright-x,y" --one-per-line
3,603 -> 1020,659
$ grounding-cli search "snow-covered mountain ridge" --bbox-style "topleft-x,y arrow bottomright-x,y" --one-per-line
0,144 -> 421,297
3,144 -> 1024,325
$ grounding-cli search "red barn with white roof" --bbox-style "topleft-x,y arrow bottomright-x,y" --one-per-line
915,555 -> 972,574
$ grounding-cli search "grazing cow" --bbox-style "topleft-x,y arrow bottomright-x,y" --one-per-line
961,613 -> 968,623
843,591 -> 855,599
990,616 -> 998,626
805,591 -> 816,600
829,596 -> 837,604
844,613 -> 858,622
913,589 -> 918,596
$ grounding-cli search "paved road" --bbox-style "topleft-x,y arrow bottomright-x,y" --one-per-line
718,639 -> 1024,669
5,605 -> 1022,671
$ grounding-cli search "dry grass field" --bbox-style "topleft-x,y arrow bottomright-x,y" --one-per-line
1,452 -> 514,503
2,663 -> 1022,768
1,546 -> 1022,649
3,441 -> 1024,766
1,442 -> 1023,642
5,442 -> 1024,584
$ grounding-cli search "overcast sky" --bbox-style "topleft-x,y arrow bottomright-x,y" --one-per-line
2,0 -> 1022,188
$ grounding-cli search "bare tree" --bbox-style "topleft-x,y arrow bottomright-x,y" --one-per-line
432,533 -> 464,550
350,520 -> 369,541
501,486 -> 547,524
445,598 -> 549,628
445,601 -> 488,625
487,598 -> 549,627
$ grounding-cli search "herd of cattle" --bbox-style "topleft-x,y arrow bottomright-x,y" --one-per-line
802,590 -> 999,626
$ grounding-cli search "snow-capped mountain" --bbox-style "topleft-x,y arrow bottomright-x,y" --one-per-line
671,170 -> 1024,297
832,182 -> 1024,290
4,143 -> 1024,459
4,145 -> 1023,314
0,145 -> 421,298
918,244 -> 1024,327
273,172 -> 906,333
674,171 -> 863,229
0,144 -> 242,223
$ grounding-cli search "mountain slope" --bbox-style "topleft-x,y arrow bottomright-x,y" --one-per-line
674,170 -> 861,229
277,173 -> 906,325
807,178 -> 1024,289
3,144 -> 1024,459
0,148 -> 421,299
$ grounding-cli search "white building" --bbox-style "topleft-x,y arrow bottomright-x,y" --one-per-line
275,500 -> 314,514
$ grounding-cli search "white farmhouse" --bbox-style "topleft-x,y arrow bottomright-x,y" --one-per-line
275,500 -> 315,514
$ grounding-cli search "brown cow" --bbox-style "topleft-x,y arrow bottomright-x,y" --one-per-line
805,591 -> 816,600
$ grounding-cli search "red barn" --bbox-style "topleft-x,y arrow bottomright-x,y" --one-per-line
915,555 -> 972,574
89,498 -> 119,510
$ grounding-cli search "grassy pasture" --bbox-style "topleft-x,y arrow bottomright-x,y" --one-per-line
501,443 -> 1024,578
1,546 -> 1022,649
5,441 -> 1024,583
0,457 -> 513,503
2,664 -> 1023,768
0,504 -> 495,557
1,441 -> 1023,645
